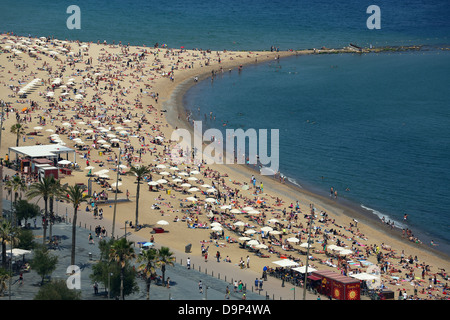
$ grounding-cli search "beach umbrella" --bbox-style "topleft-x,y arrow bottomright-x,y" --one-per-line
188,187 -> 200,192
287,237 -> 300,243
156,164 -> 166,169
239,236 -> 252,241
186,197 -> 198,202
269,230 -> 282,235
62,122 -> 71,126
260,226 -> 273,233
210,222 -> 222,227
85,166 -> 95,170
172,178 -> 183,183
242,185 -> 250,190
254,244 -> 268,249
159,171 -> 170,176
148,181 -> 159,186
247,240 -> 259,246
33,126 -> 43,130
205,198 -> 216,203
244,229 -> 256,235
206,188 -> 217,193
220,205 -> 231,210
268,218 -> 279,223
157,220 -> 169,226
178,172 -> 189,176
211,226 -> 222,231
96,139 -> 107,143
243,206 -> 254,211
234,221 -> 246,227
180,183 -> 191,188
85,129 -> 93,134
187,177 -> 198,181
169,167 -> 179,171
71,130 -> 80,134
201,184 -> 211,188
45,129 -> 54,132
156,179 -> 168,184
189,170 -> 200,175
338,249 -> 353,256
247,210 -> 260,215
230,209 -> 242,214
300,242 -> 314,248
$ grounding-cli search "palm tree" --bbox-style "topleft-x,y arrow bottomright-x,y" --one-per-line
136,248 -> 157,300
127,165 -> 151,227
4,175 -> 26,227
156,246 -> 175,286
64,184 -> 86,266
47,178 -> 64,241
0,220 -> 16,269
10,123 -> 25,147
109,238 -> 136,300
26,176 -> 55,244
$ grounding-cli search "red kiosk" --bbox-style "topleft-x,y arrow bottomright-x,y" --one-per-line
312,270 -> 361,300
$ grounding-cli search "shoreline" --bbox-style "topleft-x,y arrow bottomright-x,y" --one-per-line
162,49 -> 450,262
1,34 -> 449,300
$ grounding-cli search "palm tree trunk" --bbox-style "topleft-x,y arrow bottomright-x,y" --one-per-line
146,278 -> 151,300
135,180 -> 140,227
42,197 -> 48,245
71,206 -> 77,266
49,196 -> 54,241
120,268 -> 124,300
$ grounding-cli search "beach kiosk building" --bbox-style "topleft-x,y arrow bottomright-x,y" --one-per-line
8,144 -> 76,180
311,270 -> 361,300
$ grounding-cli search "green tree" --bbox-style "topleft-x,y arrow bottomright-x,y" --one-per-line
63,184 -> 86,266
109,238 -> 136,300
16,228 -> 35,251
47,178 -> 64,241
156,246 -> 175,286
4,175 -> 27,227
128,164 -> 151,227
0,220 -> 17,269
136,247 -> 158,300
26,176 -> 56,244
0,267 -> 9,296
34,279 -> 81,300
10,123 -> 25,147
14,199 -> 40,227
30,244 -> 58,285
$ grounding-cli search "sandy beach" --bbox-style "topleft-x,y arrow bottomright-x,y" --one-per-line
1,34 -> 448,300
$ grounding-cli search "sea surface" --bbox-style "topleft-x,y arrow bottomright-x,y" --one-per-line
1,0 -> 450,254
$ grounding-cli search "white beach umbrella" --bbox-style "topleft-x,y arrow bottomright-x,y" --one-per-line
33,126 -> 43,130
156,164 -> 166,169
243,206 -> 254,211
268,218 -> 279,223
269,230 -> 282,235
156,179 -> 168,184
186,197 -> 198,202
148,181 -> 159,186
45,129 -> 54,132
187,177 -> 198,181
206,188 -> 217,193
260,226 -> 273,233
85,166 -> 95,170
247,240 -> 259,246
172,178 -> 183,183
287,237 -> 300,243
201,184 -> 211,188
234,221 -> 246,227
230,209 -> 242,214
205,198 -> 216,203
188,187 -> 200,192
157,220 -> 169,226
180,183 -> 191,188
189,170 -> 200,175
159,171 -> 170,176
239,236 -> 252,241
244,229 -> 256,235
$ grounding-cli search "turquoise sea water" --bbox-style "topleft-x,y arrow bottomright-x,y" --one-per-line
1,0 -> 450,253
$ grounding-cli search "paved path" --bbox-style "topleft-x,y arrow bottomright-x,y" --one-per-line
1,218 -> 299,300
